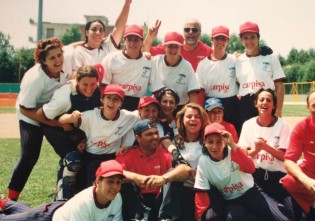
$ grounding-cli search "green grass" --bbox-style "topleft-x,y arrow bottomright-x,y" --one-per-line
0,138 -> 59,207
0,107 -> 15,114
282,105 -> 308,116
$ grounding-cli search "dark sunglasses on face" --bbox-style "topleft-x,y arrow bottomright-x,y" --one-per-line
184,27 -> 199,33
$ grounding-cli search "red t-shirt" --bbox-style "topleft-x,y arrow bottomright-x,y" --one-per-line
285,115 -> 315,165
116,146 -> 172,193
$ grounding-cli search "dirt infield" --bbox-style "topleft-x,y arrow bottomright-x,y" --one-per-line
0,113 -> 305,139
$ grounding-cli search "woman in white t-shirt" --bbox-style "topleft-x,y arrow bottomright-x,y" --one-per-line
239,88 -> 291,203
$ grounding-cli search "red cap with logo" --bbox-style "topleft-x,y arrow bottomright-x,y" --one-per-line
102,85 -> 125,101
138,96 -> 159,110
123,24 -> 144,39
239,21 -> 259,35
204,122 -> 226,138
211,26 -> 229,39
95,160 -> 125,178
164,32 -> 184,45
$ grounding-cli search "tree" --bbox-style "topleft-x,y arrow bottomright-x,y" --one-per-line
0,32 -> 15,82
226,34 -> 244,54
286,48 -> 299,65
61,25 -> 82,45
199,33 -> 212,47
302,60 -> 315,82
13,48 -> 35,82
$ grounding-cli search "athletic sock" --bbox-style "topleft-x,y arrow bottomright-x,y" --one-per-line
8,189 -> 20,201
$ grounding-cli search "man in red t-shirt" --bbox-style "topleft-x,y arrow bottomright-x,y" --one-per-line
281,90 -> 315,220
116,119 -> 192,220
143,19 -> 213,105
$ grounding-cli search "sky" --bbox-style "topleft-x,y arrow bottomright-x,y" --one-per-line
1,0 -> 315,57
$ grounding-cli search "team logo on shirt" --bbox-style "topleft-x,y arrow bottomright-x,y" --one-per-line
262,62 -> 271,72
92,139 -> 111,148
242,80 -> 265,89
254,152 -> 275,164
176,74 -> 186,85
141,67 -> 151,78
115,126 -> 124,135
222,182 -> 244,193
209,84 -> 229,93
229,67 -> 236,77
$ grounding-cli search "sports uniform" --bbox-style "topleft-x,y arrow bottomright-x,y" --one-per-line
239,116 -> 291,202
197,54 -> 240,133
154,55 -> 200,105
281,115 -> 315,214
236,21 -> 286,128
72,35 -> 119,70
52,186 -> 123,221
77,107 -> 138,185
9,43 -> 72,200
101,50 -> 164,110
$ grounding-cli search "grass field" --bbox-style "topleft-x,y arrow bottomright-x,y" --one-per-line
0,139 -> 59,207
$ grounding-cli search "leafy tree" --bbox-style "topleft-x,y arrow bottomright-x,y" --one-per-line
226,34 -> 244,54
278,55 -> 286,66
286,48 -> 299,65
13,48 -> 35,82
152,37 -> 162,46
0,32 -> 15,82
199,34 -> 212,47
302,60 -> 315,82
61,25 -> 82,45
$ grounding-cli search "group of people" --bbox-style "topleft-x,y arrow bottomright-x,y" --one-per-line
1,0 -> 315,220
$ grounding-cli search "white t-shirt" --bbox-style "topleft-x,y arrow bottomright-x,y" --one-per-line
52,186 -> 123,221
235,54 -> 286,96
16,64 -> 72,126
154,55 -> 200,105
196,54 -> 238,98
238,117 -> 290,173
72,36 -> 118,71
78,108 -> 138,154
194,148 -> 254,200
101,51 -> 164,97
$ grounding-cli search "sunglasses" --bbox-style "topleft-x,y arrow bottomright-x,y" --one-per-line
184,28 -> 199,33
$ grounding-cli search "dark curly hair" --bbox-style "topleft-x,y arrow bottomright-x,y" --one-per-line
254,88 -> 277,116
34,37 -> 63,65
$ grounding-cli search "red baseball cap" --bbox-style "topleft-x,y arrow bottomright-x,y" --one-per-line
102,85 -> 125,101
92,64 -> 104,84
239,21 -> 259,35
138,96 -> 159,110
123,24 -> 143,39
211,26 -> 229,39
204,123 -> 226,138
164,32 -> 184,46
95,160 -> 125,179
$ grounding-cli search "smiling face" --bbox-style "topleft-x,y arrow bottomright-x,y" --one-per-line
204,133 -> 225,161
124,35 -> 143,57
85,21 -> 105,48
139,103 -> 159,122
77,76 -> 98,98
164,44 -> 181,58
212,36 -> 229,51
95,175 -> 123,204
160,93 -> 177,119
136,127 -> 160,154
183,107 -> 202,137
183,19 -> 201,46
255,91 -> 275,116
101,94 -> 122,118
43,47 -> 64,75
240,32 -> 259,52
207,107 -> 224,124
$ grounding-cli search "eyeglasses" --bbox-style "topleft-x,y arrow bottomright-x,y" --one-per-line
184,28 -> 199,33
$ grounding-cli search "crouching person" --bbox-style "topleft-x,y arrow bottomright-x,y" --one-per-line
116,119 -> 192,221
194,123 -> 293,221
